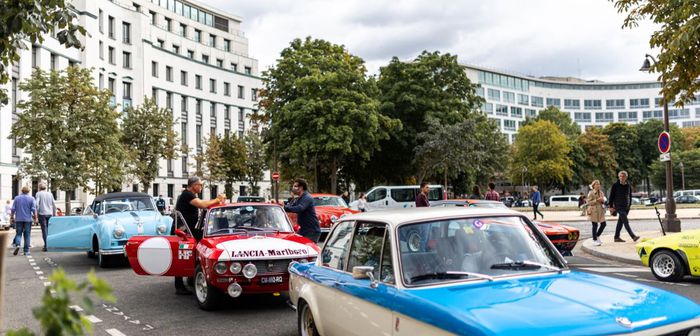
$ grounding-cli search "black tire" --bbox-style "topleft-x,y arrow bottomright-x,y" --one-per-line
87,251 -> 96,259
650,250 -> 685,282
297,300 -> 320,336
98,250 -> 111,268
194,265 -> 222,310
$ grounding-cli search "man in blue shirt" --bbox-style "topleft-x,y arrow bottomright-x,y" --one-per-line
11,186 -> 37,256
284,179 -> 321,243
530,185 -> 544,220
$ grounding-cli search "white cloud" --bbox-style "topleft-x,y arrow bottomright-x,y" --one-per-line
203,0 -> 660,82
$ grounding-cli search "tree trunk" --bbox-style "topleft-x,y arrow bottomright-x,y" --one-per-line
142,182 -> 150,194
444,170 -> 448,199
65,194 -> 71,216
330,157 -> 338,195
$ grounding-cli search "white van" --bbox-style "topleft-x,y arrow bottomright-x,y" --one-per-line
548,195 -> 580,207
351,185 -> 444,211
674,190 -> 700,198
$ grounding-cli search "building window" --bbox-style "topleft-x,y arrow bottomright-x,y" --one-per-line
517,94 -> 529,106
244,66 -> 252,75
487,88 -> 500,102
108,78 -> 116,105
122,52 -> 131,69
216,59 -> 223,67
181,123 -> 188,145
224,82 -> 230,96
531,96 -> 544,108
122,22 -> 131,44
210,102 -> 216,118
182,156 -> 188,174
238,107 -> 244,121
157,39 -> 164,48
574,112 -> 592,122
630,98 -> 649,109
181,96 -> 188,113
584,99 -> 602,110
643,110 -> 663,120
166,66 -> 173,81
196,125 -> 202,150
172,44 -> 179,54
152,61 -> 158,77
504,119 -> 516,131
546,98 -> 561,108
99,74 -> 104,89
669,108 -> 690,119
179,23 -> 186,37
225,105 -> 230,120
525,108 -> 536,118
482,102 -> 493,114
595,112 -> 613,122
181,71 -> 187,86
167,184 -> 174,198
503,91 -> 515,104
251,88 -> 257,101
208,34 -> 216,47
108,47 -> 115,64
194,29 -> 201,42
619,111 -> 638,122
201,54 -> 209,64
196,99 -> 201,115
99,41 -> 104,60
99,10 -> 104,33
108,16 -> 115,39
237,85 -> 244,99
223,39 -> 230,52
49,53 -> 57,70
123,82 -> 132,108
230,63 -> 238,72
149,10 -> 156,25
606,99 -> 625,109
187,50 -> 194,58
152,88 -> 158,103
164,17 -> 171,32
510,106 -> 523,118
209,79 -> 216,93
195,75 -> 202,90
166,92 -> 173,110
564,99 -> 580,110
495,104 -> 508,116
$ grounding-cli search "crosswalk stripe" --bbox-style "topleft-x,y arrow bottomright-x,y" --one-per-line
69,305 -> 83,312
85,315 -> 102,323
579,267 -> 648,273
106,329 -> 127,336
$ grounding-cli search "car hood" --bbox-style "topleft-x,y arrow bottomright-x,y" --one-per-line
636,229 -> 700,248
210,235 -> 319,261
315,206 -> 359,216
101,211 -> 161,225
401,271 -> 700,336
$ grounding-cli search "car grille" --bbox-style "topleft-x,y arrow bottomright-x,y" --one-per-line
250,259 -> 293,274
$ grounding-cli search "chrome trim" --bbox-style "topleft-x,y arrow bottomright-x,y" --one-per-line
99,249 -> 125,255
611,316 -> 700,335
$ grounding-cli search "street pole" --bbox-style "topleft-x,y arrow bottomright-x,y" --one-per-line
679,162 -> 685,191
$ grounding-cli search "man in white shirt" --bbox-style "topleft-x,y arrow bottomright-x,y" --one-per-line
35,182 -> 56,252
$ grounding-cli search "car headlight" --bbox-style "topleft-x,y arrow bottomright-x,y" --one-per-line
298,258 -> 308,264
157,224 -> 167,234
330,215 -> 338,223
230,262 -> 242,274
242,263 -> 257,279
215,262 -> 227,275
113,225 -> 125,239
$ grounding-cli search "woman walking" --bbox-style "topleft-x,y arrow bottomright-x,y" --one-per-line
357,192 -> 367,212
586,180 -> 607,246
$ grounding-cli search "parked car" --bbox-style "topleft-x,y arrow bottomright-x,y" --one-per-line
236,195 -> 265,203
500,196 -> 515,207
348,185 -> 444,211
675,195 -> 700,204
674,189 -> 700,198
287,193 -> 360,240
548,195 -> 580,207
432,199 -> 579,255
125,203 -> 320,310
290,207 -> 700,335
47,192 -> 173,267
636,229 -> 700,282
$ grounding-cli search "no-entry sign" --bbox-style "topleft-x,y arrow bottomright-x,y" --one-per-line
658,131 -> 671,154
272,172 -> 280,181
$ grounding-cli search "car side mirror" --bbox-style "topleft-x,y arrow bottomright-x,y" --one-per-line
352,266 -> 378,288
175,229 -> 187,240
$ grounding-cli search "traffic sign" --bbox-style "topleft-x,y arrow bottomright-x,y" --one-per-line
660,152 -> 671,162
658,131 -> 671,154
272,171 -> 280,181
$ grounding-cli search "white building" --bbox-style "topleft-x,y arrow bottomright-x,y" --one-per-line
464,64 -> 700,144
0,0 -> 268,206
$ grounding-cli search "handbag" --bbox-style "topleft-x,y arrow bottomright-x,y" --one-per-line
586,206 -> 593,216
609,206 -> 617,216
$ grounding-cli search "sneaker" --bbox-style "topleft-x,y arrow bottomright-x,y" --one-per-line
614,238 -> 626,243
13,247 -> 19,256
23,252 -> 30,256
42,247 -> 47,252
594,239 -> 602,246
632,236 -> 640,242
29,244 -> 34,248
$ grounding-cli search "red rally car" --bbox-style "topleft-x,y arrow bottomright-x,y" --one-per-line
287,193 -> 360,239
125,203 -> 320,310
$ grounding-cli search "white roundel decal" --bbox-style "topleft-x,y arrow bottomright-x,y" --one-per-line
137,237 -> 172,275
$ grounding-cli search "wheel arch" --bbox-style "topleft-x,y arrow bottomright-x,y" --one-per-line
294,283 -> 327,335
650,247 -> 689,275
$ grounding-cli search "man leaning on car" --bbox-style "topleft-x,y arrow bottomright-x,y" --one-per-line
283,178 -> 321,243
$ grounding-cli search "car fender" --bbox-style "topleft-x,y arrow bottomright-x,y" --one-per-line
649,247 -> 688,274
289,266 -> 329,334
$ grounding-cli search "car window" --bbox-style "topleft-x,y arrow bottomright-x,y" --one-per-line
380,230 -> 395,284
347,222 -> 387,280
366,188 -> 386,203
103,197 -> 155,213
313,196 -> 347,207
322,221 -> 354,270
428,188 -> 443,201
205,206 -> 292,235
390,188 -> 416,202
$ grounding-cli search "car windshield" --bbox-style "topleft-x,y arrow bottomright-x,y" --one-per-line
398,216 -> 562,286
102,197 -> 156,214
205,205 -> 292,236
313,196 -> 347,207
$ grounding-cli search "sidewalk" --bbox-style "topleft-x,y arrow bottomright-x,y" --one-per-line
516,207 -> 700,223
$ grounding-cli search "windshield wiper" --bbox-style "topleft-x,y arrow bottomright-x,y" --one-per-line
490,260 -> 562,273
237,226 -> 265,231
409,271 -> 494,283
208,228 -> 247,235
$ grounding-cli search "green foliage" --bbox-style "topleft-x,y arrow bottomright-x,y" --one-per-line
523,106 -> 581,138
577,128 -> 618,188
121,97 -> 178,192
509,120 -> 573,188
219,133 -> 247,199
613,0 -> 700,105
244,131 -> 267,195
11,67 -> 121,212
650,149 -> 700,190
372,50 -> 484,183
7,268 -> 115,336
260,37 -> 397,194
0,0 -> 86,104
602,123 -> 643,183
680,126 -> 700,150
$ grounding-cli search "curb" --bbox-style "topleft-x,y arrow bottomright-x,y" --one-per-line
531,216 -> 700,223
580,238 -> 643,266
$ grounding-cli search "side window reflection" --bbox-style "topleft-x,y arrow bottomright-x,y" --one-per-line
347,222 -> 386,280
322,222 -> 353,270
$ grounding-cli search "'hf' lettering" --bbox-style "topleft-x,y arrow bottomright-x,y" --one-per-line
179,250 -> 192,260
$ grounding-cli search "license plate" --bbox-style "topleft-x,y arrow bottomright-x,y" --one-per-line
260,276 -> 283,284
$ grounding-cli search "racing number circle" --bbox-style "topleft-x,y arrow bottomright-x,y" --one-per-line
137,237 -> 173,275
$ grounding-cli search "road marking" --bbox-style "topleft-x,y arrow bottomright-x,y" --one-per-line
579,267 -> 648,273
614,273 -> 638,278
85,315 -> 102,323
569,263 -> 622,267
38,276 -> 46,280
636,278 -> 691,287
29,262 -> 36,266
33,267 -> 40,270
69,305 -> 84,312
106,329 -> 127,336
35,271 -> 43,275
43,282 -> 51,287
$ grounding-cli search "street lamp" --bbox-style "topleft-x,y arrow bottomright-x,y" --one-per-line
640,54 -> 681,232
679,161 -> 685,191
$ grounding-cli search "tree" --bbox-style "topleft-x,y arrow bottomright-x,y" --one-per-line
613,0 -> 700,105
373,51 -> 483,183
680,126 -> 700,150
244,131 -> 267,196
602,123 -> 643,184
509,120 -> 573,190
121,98 -> 178,193
219,133 -> 247,199
650,148 -> 700,190
260,37 -> 398,194
11,67 -> 121,213
0,0 -> 86,105
577,128 -> 618,188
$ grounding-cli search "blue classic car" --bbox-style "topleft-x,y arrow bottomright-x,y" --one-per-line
48,192 -> 173,267
289,207 -> 700,336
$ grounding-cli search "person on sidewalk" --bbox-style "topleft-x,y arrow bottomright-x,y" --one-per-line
608,171 -> 639,243
468,185 -> 482,200
35,182 -> 56,252
578,192 -> 587,216
530,186 -> 544,220
586,180 -> 607,246
11,186 -> 37,256
416,182 -> 430,207
485,183 -> 499,201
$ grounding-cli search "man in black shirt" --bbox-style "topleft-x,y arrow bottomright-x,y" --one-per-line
173,176 -> 225,295
608,170 -> 639,243
284,179 -> 321,243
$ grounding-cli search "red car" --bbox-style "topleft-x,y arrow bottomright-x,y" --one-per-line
432,199 -> 579,255
125,203 -> 320,310
287,193 -> 360,239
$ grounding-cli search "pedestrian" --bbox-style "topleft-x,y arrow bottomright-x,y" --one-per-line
578,192 -> 587,216
156,195 -> 166,214
415,182 -> 430,207
35,182 -> 56,252
357,192 -> 367,212
341,191 -> 350,206
485,183 -> 499,201
173,176 -> 225,295
608,170 -> 639,242
11,186 -> 37,256
586,180 -> 607,246
468,186 -> 482,200
530,186 -> 544,220
284,178 -> 321,242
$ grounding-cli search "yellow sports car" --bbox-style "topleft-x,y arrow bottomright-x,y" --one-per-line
636,229 -> 700,282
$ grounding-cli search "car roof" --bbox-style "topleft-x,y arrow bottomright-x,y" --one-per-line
312,193 -> 339,198
94,192 -> 151,202
340,207 -> 522,226
208,202 -> 281,210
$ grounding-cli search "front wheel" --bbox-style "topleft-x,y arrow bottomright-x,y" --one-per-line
97,250 -> 111,268
650,250 -> 685,282
298,301 -> 320,336
194,265 -> 222,310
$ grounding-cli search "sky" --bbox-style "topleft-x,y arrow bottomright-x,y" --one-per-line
203,0 -> 660,83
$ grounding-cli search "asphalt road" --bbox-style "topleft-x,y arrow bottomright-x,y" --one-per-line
2,226 -> 699,335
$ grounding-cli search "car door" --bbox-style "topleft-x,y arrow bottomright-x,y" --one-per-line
334,221 -> 396,336
366,188 -> 388,211
125,212 -> 196,277
47,204 -> 95,251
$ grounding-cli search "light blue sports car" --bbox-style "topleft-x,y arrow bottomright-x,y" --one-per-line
48,192 -> 173,267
